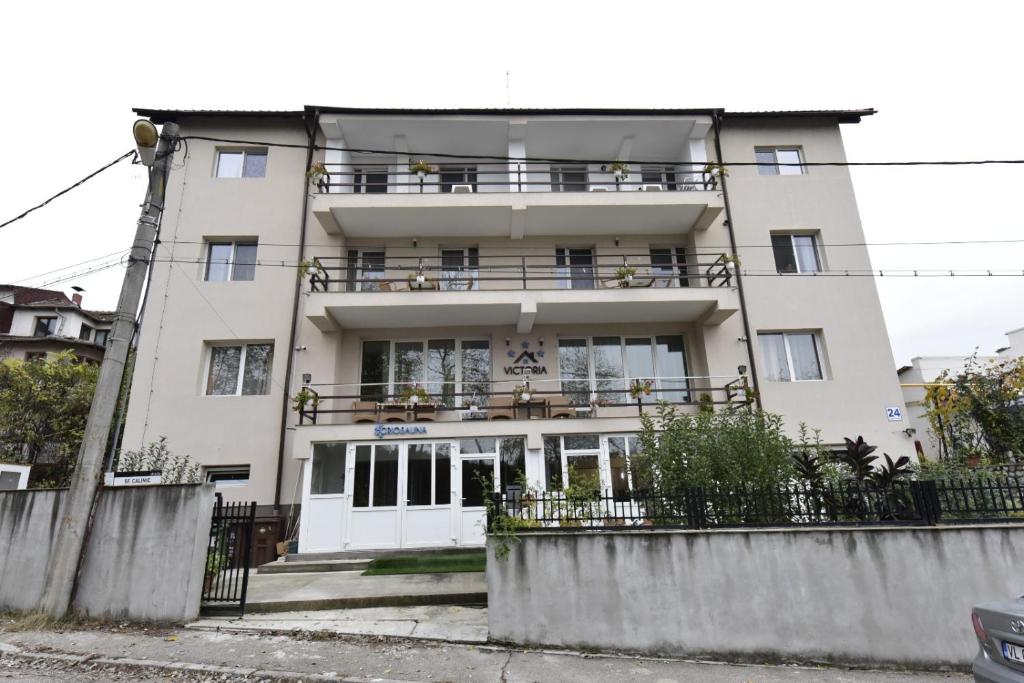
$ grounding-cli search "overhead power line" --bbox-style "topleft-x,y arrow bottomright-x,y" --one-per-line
0,151 -> 135,231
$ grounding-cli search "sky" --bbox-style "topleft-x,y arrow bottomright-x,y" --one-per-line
0,0 -> 1022,366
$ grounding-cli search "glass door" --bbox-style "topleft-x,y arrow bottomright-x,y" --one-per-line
439,248 -> 479,291
402,442 -> 455,548
347,443 -> 401,549
556,248 -> 595,290
346,250 -> 386,292
457,438 -> 497,546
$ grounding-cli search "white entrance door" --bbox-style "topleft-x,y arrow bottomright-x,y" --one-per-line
402,442 -> 456,547
458,454 -> 495,546
347,442 -> 402,550
299,443 -> 349,553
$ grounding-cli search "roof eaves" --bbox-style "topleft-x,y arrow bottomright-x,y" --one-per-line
722,108 -> 877,124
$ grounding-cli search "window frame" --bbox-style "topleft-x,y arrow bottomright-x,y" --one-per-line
755,146 -> 806,176
557,335 -> 690,404
78,324 -> 93,341
438,246 -> 480,291
358,337 -> 491,406
640,166 -> 678,190
550,165 -> 589,192
770,232 -> 822,274
352,166 -> 390,194
310,442 -> 348,497
204,342 -> 275,396
649,246 -> 689,287
204,465 -> 251,487
439,165 -> 478,193
758,331 -> 826,382
215,149 -> 268,178
93,329 -> 109,347
33,316 -> 58,337
204,240 -> 258,282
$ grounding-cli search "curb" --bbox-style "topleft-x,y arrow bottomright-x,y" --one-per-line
185,621 -> 489,647
1,643 -> 423,682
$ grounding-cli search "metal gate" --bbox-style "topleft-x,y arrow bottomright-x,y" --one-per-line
201,493 -> 257,616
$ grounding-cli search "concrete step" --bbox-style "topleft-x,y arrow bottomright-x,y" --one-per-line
285,546 -> 479,562
258,559 -> 371,574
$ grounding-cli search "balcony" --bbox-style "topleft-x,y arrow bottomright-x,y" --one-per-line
295,376 -> 752,428
310,162 -> 724,238
304,253 -> 738,333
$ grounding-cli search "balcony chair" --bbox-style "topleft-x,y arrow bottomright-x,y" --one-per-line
547,395 -> 575,419
487,396 -> 515,420
352,401 -> 378,424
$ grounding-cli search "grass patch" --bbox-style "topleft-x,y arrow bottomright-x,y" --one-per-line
362,552 -> 486,576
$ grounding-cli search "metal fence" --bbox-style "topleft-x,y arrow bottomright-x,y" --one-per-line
488,476 -> 1024,531
201,493 -> 257,616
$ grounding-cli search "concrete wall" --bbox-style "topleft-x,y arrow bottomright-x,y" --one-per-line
0,484 -> 214,622
487,526 -> 1024,668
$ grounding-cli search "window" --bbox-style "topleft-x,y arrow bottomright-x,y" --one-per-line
771,233 -> 821,274
759,332 -> 824,382
34,317 -> 57,337
205,343 -> 275,395
311,443 -> 346,495
640,166 -> 678,190
359,339 -> 490,407
755,147 -> 805,176
545,434 -> 601,492
440,166 -> 477,193
346,250 -> 385,292
555,248 -> 595,289
352,166 -> 389,194
607,436 -> 641,500
205,465 -> 250,487
353,444 -> 399,507
650,247 -> 688,287
93,329 -> 109,347
557,336 -> 689,405
25,352 -> 48,363
498,438 -> 525,497
439,247 -> 479,291
406,443 -> 451,506
205,241 -> 258,281
550,166 -> 588,192
216,149 -> 267,178
79,324 -> 93,341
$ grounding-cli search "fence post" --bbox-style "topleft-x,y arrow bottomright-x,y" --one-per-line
686,487 -> 708,529
910,480 -> 941,525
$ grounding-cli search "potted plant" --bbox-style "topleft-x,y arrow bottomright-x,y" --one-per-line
615,265 -> 637,287
399,384 -> 431,405
298,257 -> 325,280
409,159 -> 437,179
291,387 -> 320,413
629,378 -> 653,400
609,161 -> 630,179
306,161 -> 329,186
512,383 -> 532,403
720,253 -> 740,273
703,162 -> 729,178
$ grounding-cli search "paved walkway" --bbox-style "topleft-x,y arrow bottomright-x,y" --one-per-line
0,626 -> 969,682
243,570 -> 487,612
191,604 -> 488,643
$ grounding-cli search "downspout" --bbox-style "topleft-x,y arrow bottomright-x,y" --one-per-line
274,108 -> 320,511
711,111 -> 762,409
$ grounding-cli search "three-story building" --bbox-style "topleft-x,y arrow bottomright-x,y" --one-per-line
121,106 -> 909,553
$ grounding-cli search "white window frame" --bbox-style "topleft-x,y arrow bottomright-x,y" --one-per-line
755,146 -> 805,176
759,331 -> 826,382
550,165 -> 589,192
93,329 -> 109,347
771,232 -> 822,274
438,246 -> 480,291
0,463 -> 31,490
557,335 -> 690,403
34,316 -> 58,337
649,246 -> 689,287
352,166 -> 390,194
360,337 -> 491,407
215,148 -> 268,178
204,465 -> 251,487
346,248 -> 386,291
204,342 -> 275,396
204,240 -> 258,281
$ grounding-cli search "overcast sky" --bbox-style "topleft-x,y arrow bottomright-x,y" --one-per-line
1,0 -> 1021,365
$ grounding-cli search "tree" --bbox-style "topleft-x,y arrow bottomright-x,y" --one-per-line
0,351 -> 98,486
924,355 -> 1024,463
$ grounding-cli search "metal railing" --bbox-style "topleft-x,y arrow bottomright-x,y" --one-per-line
314,161 -> 718,195
296,376 -> 750,425
201,493 -> 257,616
307,253 -> 734,293
487,476 -> 1024,531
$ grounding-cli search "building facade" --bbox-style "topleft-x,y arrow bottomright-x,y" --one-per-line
0,285 -> 113,363
121,106 -> 910,553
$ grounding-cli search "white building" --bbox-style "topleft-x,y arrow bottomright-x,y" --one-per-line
120,106 -> 911,554
0,285 -> 113,363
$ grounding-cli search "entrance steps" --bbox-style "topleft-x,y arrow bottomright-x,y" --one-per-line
258,558 -> 371,575
283,546 -> 478,562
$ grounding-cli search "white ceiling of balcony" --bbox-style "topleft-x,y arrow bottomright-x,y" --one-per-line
320,116 -> 707,162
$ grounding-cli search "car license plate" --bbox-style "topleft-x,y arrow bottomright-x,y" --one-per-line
1003,641 -> 1024,664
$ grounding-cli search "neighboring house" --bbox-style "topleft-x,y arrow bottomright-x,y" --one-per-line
898,328 -> 1023,458
121,105 -> 910,554
0,285 -> 114,363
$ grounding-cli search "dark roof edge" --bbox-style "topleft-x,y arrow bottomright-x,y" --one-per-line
134,106 -> 876,124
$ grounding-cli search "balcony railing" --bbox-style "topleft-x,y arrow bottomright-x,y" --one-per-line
314,162 -> 718,195
307,253 -> 734,293
295,376 -> 751,426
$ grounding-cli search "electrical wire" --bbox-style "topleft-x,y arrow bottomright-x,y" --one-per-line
9,248 -> 131,286
0,151 -> 135,231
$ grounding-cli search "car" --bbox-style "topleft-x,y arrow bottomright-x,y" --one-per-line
973,597 -> 1024,682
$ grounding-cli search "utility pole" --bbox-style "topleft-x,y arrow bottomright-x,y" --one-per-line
40,121 -> 179,618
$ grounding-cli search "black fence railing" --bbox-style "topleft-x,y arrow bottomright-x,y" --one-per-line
201,493 -> 257,616
487,477 -> 1024,531
306,253 -> 734,293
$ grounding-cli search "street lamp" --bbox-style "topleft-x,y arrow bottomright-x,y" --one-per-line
133,119 -> 159,167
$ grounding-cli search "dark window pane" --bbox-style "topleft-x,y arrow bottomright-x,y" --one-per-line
568,454 -> 600,492
206,243 -> 232,281
311,443 -> 346,495
435,444 -> 451,505
94,330 -> 108,347
460,438 -> 496,454
461,458 -> 493,507
563,434 -> 599,451
655,335 -> 688,403
353,446 -> 371,507
772,234 -> 797,273
499,438 -> 525,496
755,149 -> 778,175
79,324 -> 92,341
558,339 -> 590,405
241,344 -> 273,395
373,445 -> 399,506
407,444 -> 433,505
34,317 -> 56,337
232,243 -> 257,281
365,170 -> 388,193
360,341 -> 389,401
242,152 -> 267,178
543,436 -> 562,491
